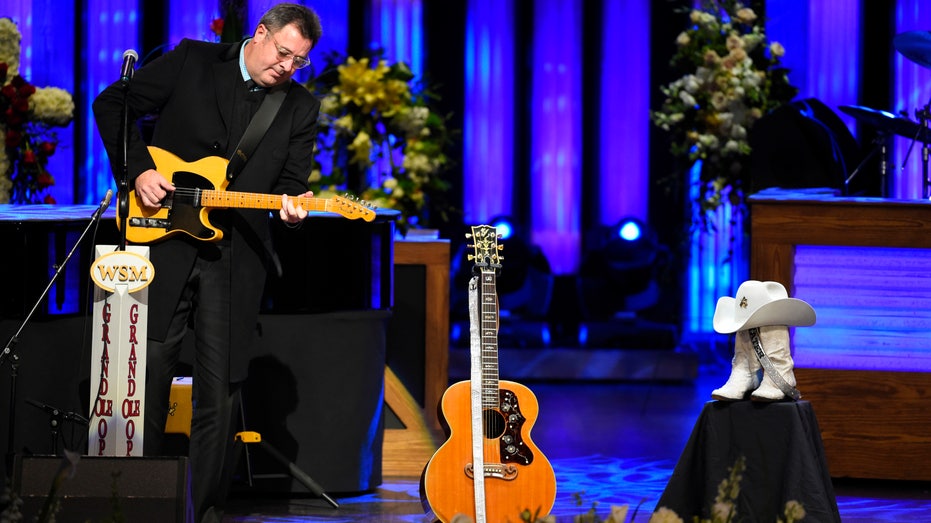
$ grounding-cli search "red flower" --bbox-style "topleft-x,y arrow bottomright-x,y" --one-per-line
5,107 -> 24,126
211,18 -> 225,36
22,149 -> 37,165
12,98 -> 29,113
10,75 -> 25,88
39,141 -> 56,156
17,83 -> 36,97
43,194 -> 57,204
1,84 -> 15,100
0,62 -> 7,84
38,172 -> 54,187
5,129 -> 22,148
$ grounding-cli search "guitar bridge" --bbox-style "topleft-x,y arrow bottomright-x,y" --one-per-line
129,217 -> 170,229
464,462 -> 518,481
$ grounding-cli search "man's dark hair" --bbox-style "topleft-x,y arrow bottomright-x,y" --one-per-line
260,3 -> 323,49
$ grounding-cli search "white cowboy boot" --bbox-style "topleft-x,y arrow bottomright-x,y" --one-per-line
751,325 -> 798,401
711,330 -> 761,401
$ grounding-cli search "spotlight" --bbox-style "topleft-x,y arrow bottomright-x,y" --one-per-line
490,215 -> 516,240
576,217 -> 678,349
617,219 -> 643,242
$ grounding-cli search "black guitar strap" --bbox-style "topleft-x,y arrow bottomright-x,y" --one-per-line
226,86 -> 287,181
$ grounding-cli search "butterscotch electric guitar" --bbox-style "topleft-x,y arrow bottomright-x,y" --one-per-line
421,225 -> 556,523
118,146 -> 376,244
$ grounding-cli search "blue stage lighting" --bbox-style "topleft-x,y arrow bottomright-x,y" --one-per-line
490,216 -> 516,240
617,219 -> 643,242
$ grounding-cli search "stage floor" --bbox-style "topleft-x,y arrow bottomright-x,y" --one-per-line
219,366 -> 931,522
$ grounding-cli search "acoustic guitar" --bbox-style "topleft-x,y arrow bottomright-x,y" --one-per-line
422,225 -> 556,523
118,146 -> 376,244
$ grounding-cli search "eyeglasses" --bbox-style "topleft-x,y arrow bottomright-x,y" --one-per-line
270,34 -> 311,70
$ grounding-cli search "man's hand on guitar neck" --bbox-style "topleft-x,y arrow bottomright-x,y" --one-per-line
280,191 -> 313,225
135,169 -> 176,210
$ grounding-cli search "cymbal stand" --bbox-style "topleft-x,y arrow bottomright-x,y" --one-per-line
846,132 -> 890,197
916,104 -> 931,199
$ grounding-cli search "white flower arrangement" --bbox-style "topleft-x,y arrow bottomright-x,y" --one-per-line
30,87 -> 75,127
650,1 -> 797,220
0,18 -> 20,77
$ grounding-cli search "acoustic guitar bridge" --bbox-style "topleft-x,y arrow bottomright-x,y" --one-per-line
464,462 -> 518,481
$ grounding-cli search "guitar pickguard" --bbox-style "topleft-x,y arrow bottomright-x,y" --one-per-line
494,389 -> 534,465
462,388 -> 534,482
161,171 -> 217,241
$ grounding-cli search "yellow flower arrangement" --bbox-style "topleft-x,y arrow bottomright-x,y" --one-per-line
306,53 -> 454,232
650,1 -> 797,221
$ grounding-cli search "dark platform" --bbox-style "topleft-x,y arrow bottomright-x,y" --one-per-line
657,400 -> 841,523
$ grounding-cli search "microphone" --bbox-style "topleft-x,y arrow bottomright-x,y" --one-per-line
100,189 -> 114,211
26,399 -> 89,426
92,189 -> 113,219
120,49 -> 138,84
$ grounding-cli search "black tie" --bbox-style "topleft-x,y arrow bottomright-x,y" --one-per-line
245,79 -> 261,92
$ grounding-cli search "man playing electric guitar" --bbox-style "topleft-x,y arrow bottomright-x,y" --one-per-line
92,4 -> 323,522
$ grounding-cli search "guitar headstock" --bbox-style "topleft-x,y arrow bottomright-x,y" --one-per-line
328,194 -> 377,222
466,224 -> 503,272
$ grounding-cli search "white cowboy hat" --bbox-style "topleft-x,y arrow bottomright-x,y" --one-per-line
712,280 -> 816,334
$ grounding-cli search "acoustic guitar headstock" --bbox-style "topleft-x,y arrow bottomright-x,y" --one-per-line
466,224 -> 503,273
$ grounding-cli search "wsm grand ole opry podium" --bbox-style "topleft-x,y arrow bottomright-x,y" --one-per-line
0,204 -> 445,520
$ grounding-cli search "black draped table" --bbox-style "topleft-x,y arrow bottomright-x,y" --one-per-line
656,400 -> 841,523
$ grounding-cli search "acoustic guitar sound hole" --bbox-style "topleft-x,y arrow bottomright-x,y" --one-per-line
483,409 -> 506,438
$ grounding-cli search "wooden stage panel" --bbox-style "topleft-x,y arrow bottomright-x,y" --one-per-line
795,368 -> 931,481
382,239 -> 449,477
750,193 -> 931,481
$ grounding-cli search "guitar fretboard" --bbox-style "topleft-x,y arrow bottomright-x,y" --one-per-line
200,190 -> 330,212
480,269 -> 500,408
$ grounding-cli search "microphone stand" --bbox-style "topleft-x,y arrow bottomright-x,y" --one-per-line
26,398 -> 90,456
1,195 -> 111,470
117,76 -> 133,251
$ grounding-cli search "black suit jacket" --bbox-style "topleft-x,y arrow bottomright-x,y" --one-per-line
93,39 -> 320,380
